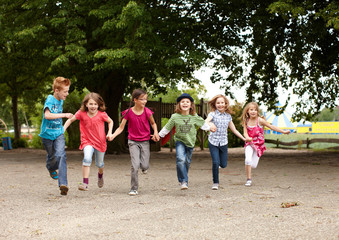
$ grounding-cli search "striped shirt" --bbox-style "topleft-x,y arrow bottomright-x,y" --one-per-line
208,110 -> 232,146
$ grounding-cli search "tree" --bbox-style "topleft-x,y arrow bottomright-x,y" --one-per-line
315,107 -> 339,121
208,0 -> 338,120
38,0 -> 219,152
0,1 -> 53,140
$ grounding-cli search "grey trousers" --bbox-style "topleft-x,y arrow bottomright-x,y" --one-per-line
128,140 -> 150,190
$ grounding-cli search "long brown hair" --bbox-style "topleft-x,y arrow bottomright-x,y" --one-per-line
208,94 -> 234,114
121,89 -> 147,120
175,98 -> 196,115
80,92 -> 106,112
241,102 -> 260,126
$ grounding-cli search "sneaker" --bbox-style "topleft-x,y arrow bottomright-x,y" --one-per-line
181,182 -> 188,190
212,183 -> 219,190
98,177 -> 104,188
142,169 -> 148,174
245,179 -> 252,187
128,190 -> 138,196
78,183 -> 89,191
49,170 -> 58,180
59,185 -> 69,195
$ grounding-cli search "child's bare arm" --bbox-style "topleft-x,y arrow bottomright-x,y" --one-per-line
259,118 -> 290,134
63,116 -> 77,132
229,121 -> 248,141
106,116 -> 114,141
205,116 -> 217,132
149,115 -> 160,142
111,118 -> 127,141
45,108 -> 73,120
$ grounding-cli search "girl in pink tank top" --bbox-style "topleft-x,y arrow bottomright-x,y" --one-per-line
241,102 -> 290,187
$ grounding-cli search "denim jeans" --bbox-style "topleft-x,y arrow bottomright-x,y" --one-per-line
175,141 -> 193,184
41,134 -> 68,186
83,145 -> 105,168
208,141 -> 228,184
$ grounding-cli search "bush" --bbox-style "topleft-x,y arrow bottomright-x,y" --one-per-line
11,137 -> 28,148
28,133 -> 44,149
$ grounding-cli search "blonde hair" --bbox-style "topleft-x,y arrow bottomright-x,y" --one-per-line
241,102 -> 261,126
80,92 -> 106,112
175,99 -> 196,115
208,94 -> 234,114
53,77 -> 71,91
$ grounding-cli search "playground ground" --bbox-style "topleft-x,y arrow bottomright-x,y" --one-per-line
0,147 -> 338,240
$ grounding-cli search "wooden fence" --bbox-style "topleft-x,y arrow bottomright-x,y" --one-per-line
121,98 -> 209,152
265,138 -> 339,149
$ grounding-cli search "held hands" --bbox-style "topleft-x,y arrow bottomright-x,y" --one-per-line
64,113 -> 74,119
151,133 -> 160,142
209,123 -> 217,132
245,137 -> 253,142
106,133 -> 114,141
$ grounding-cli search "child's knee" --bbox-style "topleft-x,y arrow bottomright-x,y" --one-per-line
220,163 -> 227,168
83,157 -> 92,167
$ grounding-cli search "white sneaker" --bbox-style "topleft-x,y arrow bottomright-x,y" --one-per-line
212,183 -> 219,190
245,179 -> 252,187
181,182 -> 188,190
142,169 -> 147,174
128,190 -> 138,196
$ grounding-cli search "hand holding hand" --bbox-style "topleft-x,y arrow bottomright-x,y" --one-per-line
151,133 -> 160,142
106,133 -> 114,141
245,137 -> 253,142
65,113 -> 74,119
209,123 -> 217,132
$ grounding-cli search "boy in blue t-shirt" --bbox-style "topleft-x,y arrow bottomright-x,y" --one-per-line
39,77 -> 73,195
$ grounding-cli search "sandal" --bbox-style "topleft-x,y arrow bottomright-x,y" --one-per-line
49,170 -> 58,180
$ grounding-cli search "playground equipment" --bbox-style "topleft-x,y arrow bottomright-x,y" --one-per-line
0,118 -> 12,150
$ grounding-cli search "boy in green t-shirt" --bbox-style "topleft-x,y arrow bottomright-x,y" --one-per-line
159,93 -> 211,190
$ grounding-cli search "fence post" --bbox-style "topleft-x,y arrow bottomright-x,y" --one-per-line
307,138 -> 310,149
277,139 -> 279,148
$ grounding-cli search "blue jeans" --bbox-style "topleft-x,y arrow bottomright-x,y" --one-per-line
208,141 -> 228,184
41,134 -> 68,186
175,141 -> 193,184
83,145 -> 105,168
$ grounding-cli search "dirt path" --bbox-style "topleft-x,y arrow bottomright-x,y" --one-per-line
0,148 -> 338,240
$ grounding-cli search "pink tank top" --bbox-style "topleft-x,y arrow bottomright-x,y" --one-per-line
244,118 -> 266,157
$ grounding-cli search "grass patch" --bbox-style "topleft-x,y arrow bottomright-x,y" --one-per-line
264,133 -> 339,149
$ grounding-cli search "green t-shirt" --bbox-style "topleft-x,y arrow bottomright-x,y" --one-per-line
164,113 -> 205,148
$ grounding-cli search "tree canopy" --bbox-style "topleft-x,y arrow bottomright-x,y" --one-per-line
0,0 -> 338,146
209,0 -> 338,120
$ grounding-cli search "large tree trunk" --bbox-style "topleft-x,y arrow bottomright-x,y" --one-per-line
11,95 -> 20,140
96,72 -> 129,154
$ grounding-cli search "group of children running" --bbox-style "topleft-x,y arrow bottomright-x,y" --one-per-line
40,77 -> 290,196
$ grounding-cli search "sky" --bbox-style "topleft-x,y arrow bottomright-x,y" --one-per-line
193,67 -> 299,114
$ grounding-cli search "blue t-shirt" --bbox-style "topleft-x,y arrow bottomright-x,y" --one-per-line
39,95 -> 64,140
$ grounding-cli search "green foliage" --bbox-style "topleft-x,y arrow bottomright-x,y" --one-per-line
315,107 -> 339,121
227,101 -> 244,148
11,137 -> 28,148
209,0 -> 338,121
28,133 -> 44,149
265,134 -> 339,149
63,89 -> 89,149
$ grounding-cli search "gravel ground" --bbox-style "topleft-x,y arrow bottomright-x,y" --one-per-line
0,148 -> 338,240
